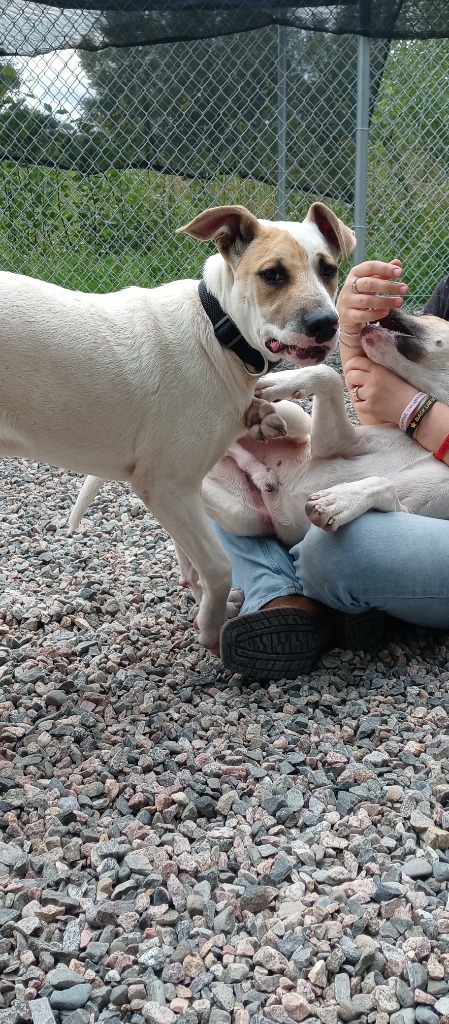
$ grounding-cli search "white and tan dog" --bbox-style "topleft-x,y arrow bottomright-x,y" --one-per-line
0,202 -> 355,650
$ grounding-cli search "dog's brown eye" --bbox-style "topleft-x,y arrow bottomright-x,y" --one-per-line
320,262 -> 338,280
260,267 -> 286,286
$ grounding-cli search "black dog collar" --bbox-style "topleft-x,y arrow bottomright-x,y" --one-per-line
198,280 -> 268,377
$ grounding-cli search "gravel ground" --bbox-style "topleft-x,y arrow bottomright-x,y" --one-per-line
1,399 -> 449,1024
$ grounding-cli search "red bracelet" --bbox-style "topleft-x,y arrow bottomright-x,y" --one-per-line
434,433 -> 449,461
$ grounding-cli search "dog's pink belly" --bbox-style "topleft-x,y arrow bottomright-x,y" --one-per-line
246,478 -> 277,534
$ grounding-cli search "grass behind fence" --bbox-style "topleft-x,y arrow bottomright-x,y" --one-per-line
0,161 -> 351,291
0,159 -> 447,308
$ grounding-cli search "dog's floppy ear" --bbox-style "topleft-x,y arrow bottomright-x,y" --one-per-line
177,205 -> 260,260
306,202 -> 356,262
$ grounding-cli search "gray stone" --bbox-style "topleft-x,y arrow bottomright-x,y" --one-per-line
57,1014 -> 91,1024
139,947 -> 167,970
396,980 -> 415,1008
209,1012 -> 231,1024
46,967 -> 87,989
433,862 -> 449,882
213,907 -> 235,934
0,1014 -> 18,1024
29,1001 -> 56,1024
405,963 -> 428,990
142,1005 -> 176,1024
334,973 -> 351,1005
253,945 -> 289,973
49,984 -> 92,1010
415,1010 -> 439,1024
434,997 -> 449,1015
111,985 -> 128,1006
210,983 -> 234,1012
62,920 -> 81,953
403,858 -> 433,880
390,1011 -> 416,1024
240,886 -> 277,914
0,841 -> 23,867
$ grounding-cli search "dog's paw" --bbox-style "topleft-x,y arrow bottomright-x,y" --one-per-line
305,491 -> 347,532
255,380 -> 301,403
249,466 -> 279,492
245,398 -> 287,440
227,587 -> 244,619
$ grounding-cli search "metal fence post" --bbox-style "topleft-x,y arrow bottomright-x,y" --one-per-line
353,31 -> 371,263
276,22 -> 287,220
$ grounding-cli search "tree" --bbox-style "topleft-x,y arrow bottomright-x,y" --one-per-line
79,15 -> 369,200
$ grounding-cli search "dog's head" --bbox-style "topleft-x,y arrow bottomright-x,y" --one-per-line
177,203 -> 355,367
361,309 -> 449,401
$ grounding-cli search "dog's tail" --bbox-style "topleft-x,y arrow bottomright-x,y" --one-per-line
68,475 -> 103,534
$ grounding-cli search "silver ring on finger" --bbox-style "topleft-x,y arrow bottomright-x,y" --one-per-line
351,278 -> 360,294
352,386 -> 361,401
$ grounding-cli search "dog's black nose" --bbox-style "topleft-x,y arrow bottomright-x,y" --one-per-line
303,310 -> 339,344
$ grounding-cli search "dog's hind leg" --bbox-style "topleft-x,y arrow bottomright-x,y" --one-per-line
174,541 -> 202,603
68,475 -> 104,533
174,540 -> 243,621
306,476 -> 408,532
134,480 -> 231,653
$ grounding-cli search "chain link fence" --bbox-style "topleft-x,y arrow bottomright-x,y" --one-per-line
0,6 -> 448,308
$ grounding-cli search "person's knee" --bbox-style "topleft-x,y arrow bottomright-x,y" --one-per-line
297,513 -> 402,608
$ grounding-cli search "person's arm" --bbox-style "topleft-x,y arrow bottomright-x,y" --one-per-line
337,261 -> 449,465
422,275 -> 449,318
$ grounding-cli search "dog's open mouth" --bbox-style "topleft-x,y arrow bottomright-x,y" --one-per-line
361,313 -> 414,340
265,339 -> 329,363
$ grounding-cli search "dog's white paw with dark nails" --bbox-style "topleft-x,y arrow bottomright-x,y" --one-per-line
245,398 -> 287,440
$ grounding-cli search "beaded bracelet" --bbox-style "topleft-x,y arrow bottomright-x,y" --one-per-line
339,336 -> 364,350
434,433 -> 449,462
398,392 -> 428,432
405,395 -> 438,438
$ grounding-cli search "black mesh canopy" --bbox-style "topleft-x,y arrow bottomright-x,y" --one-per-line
1,0 -> 448,57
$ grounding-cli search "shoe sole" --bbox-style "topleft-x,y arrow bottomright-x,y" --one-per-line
335,607 -> 385,651
220,606 -> 385,681
220,608 -> 332,681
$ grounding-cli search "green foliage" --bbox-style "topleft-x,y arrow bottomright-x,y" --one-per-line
0,162 -> 273,289
367,38 -> 449,307
0,39 -> 448,309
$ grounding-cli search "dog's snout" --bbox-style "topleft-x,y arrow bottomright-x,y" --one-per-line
303,310 -> 339,344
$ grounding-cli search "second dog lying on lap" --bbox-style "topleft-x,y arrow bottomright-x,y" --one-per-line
69,307 -> 449,601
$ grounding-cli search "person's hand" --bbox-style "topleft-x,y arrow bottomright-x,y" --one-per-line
337,258 -> 409,334
344,354 -> 417,425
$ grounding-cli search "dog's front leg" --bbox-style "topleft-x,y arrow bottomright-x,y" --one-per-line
306,476 -> 408,532
135,481 -> 231,653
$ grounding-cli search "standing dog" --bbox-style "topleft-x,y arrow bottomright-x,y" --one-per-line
0,202 -> 355,650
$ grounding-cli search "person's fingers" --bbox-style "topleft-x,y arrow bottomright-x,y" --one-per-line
339,298 -> 403,326
350,260 -> 403,280
349,276 -> 408,297
343,356 -> 373,374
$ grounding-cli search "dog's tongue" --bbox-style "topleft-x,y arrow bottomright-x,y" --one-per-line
266,338 -> 327,363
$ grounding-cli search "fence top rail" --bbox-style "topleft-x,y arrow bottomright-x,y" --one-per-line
2,0 -> 449,57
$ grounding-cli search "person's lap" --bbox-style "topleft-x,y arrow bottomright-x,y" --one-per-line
212,511 -> 449,629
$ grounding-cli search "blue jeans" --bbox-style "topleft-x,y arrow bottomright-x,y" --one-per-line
212,512 -> 449,629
